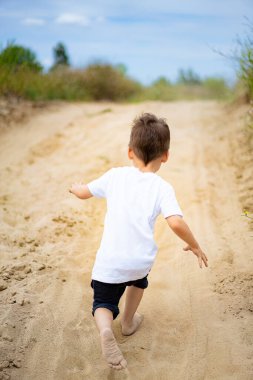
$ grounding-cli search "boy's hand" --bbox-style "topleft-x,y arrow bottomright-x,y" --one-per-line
69,182 -> 84,195
166,216 -> 208,269
183,245 -> 208,268
69,183 -> 93,199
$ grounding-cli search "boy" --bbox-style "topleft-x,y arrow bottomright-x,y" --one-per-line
69,113 -> 208,371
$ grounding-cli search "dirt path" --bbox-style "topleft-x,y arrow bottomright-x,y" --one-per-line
0,101 -> 252,380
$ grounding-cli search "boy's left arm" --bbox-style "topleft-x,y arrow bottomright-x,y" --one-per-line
69,183 -> 93,199
166,215 -> 208,268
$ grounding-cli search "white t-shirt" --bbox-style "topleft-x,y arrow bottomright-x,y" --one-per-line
87,166 -> 183,283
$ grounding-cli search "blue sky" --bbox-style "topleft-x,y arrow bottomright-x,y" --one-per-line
0,0 -> 252,84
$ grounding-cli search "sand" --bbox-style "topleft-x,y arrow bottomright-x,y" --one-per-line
0,101 -> 252,380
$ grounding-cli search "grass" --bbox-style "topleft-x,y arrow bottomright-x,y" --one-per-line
0,63 -> 235,102
0,64 -> 141,101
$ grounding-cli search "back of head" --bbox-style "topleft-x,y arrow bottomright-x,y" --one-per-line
129,113 -> 170,166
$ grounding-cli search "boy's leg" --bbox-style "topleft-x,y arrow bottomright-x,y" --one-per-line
91,280 -> 127,370
94,307 -> 113,332
94,308 -> 127,370
121,285 -> 144,336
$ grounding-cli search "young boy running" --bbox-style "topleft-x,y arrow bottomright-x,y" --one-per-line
69,113 -> 208,370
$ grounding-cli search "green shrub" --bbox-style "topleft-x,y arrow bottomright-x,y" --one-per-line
238,34 -> 253,101
177,68 -> 202,85
141,77 -> 175,101
82,63 -> 141,101
0,43 -> 42,72
0,41 -> 233,102
0,63 -> 141,101
202,77 -> 231,99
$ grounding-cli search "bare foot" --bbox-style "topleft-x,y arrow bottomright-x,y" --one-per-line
121,312 -> 144,336
100,328 -> 127,370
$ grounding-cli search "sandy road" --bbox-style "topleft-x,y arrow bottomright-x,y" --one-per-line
0,101 -> 252,380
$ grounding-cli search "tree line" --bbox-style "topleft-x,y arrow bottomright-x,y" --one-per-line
0,33 -> 252,102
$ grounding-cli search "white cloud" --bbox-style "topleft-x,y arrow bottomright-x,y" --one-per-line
55,13 -> 90,26
22,17 -> 45,26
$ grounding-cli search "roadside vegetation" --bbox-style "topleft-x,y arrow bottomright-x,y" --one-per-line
0,25 -> 252,103
236,23 -> 253,103
237,21 -> 253,140
137,72 -> 230,101
0,41 -> 235,102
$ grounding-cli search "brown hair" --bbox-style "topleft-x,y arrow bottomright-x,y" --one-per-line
129,113 -> 170,165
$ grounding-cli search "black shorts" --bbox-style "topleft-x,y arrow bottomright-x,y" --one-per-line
91,275 -> 148,320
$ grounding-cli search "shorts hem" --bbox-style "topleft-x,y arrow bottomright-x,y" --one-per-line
92,303 -> 119,320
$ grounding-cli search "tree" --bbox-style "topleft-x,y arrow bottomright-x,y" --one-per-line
51,42 -> 70,70
152,76 -> 171,86
177,68 -> 202,85
115,63 -> 127,75
0,43 -> 42,72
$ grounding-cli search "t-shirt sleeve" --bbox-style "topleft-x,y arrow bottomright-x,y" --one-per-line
87,169 -> 114,198
159,181 -> 183,218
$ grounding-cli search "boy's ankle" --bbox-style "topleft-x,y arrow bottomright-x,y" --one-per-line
100,327 -> 113,336
121,316 -> 132,327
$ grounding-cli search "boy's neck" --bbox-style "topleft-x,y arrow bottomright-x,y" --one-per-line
132,157 -> 162,173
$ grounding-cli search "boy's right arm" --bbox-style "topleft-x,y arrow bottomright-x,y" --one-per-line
69,183 -> 93,199
166,215 -> 208,268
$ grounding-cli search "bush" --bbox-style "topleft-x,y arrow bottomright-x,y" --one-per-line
202,77 -> 231,99
0,43 -> 42,72
141,77 -> 175,101
0,40 -> 233,102
177,68 -> 202,85
136,76 -> 231,102
0,63 -> 142,101
82,63 -> 141,101
39,69 -> 90,101
238,29 -> 253,101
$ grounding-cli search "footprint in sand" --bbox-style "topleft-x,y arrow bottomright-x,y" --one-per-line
0,194 -> 9,205
26,133 -> 64,165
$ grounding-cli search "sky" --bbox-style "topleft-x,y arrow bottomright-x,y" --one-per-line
0,0 -> 252,84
